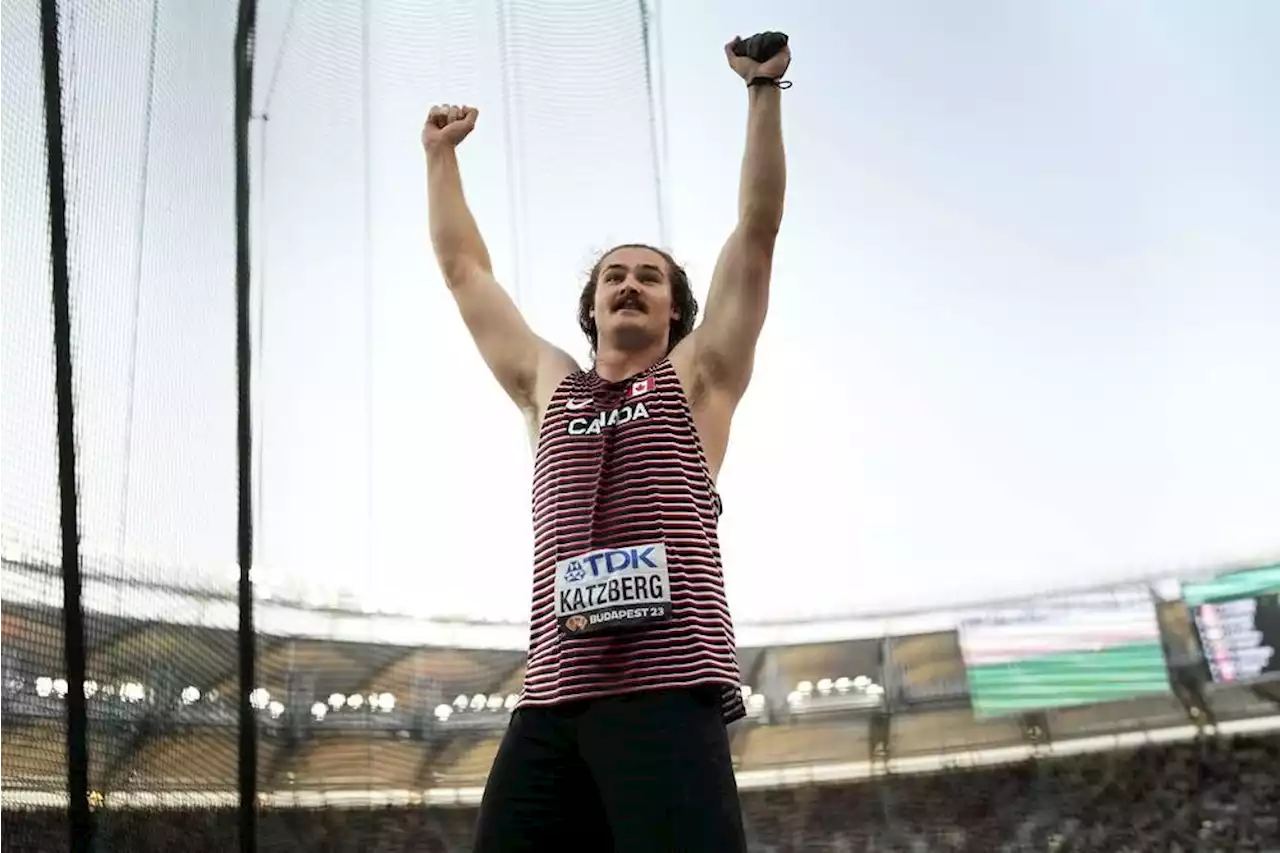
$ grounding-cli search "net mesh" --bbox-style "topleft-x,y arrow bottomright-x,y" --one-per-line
3,0 -> 240,849
63,0 -> 242,842
4,2 -> 1280,852
243,0 -> 666,821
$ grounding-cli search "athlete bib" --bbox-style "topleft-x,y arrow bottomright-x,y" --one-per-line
555,541 -> 672,636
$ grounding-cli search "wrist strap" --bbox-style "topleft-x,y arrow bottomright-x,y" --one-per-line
747,76 -> 792,90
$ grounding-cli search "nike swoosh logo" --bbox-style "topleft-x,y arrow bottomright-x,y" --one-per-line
565,399 -> 592,411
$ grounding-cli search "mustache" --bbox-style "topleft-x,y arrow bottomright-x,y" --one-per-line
612,292 -> 647,312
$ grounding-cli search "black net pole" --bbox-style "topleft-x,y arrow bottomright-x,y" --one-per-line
38,1 -> 91,851
235,1 -> 259,851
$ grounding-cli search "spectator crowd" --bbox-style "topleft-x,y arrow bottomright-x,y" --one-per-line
3,735 -> 1276,852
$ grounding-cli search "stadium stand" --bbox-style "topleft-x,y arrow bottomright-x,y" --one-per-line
4,557 -> 1280,850
3,736 -> 1277,850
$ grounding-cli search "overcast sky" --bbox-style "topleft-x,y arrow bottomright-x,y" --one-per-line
3,0 -> 1278,625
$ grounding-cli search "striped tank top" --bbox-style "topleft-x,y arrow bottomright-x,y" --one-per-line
517,358 -> 745,724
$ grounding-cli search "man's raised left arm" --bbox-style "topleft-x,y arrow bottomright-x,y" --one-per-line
691,33 -> 790,399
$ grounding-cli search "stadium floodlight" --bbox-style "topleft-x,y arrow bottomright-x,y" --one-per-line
328,693 -> 344,710
180,686 -> 201,705
310,702 -> 327,720
36,677 -> 53,698
434,704 -> 453,721
347,693 -> 364,709
796,680 -> 814,696
853,675 -> 871,689
786,690 -> 804,707
486,694 -> 504,711
268,701 -> 285,719
835,677 -> 852,693
1153,578 -> 1183,601
741,685 -> 753,699
470,694 -> 488,711
249,688 -> 270,710
368,693 -> 382,711
747,693 -> 766,711
121,682 -> 146,703
817,678 -> 834,695
83,680 -> 98,698
866,683 -> 885,697
453,694 -> 469,709
379,692 -> 395,711
504,694 -> 518,710
53,678 -> 69,698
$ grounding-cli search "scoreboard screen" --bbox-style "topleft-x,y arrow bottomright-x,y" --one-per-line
1192,592 -> 1280,685
958,587 -> 1171,718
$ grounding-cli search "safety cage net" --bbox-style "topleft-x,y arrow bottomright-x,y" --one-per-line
2,0 -> 664,850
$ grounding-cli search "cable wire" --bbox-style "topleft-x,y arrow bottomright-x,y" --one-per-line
115,0 -> 162,564
495,0 -> 526,307
639,0 -> 669,248
252,0 -> 301,550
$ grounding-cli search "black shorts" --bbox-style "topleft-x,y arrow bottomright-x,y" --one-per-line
472,686 -> 746,853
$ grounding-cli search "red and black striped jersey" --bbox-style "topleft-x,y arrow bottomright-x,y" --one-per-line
517,359 -> 745,723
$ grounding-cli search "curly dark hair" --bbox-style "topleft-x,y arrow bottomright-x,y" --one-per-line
578,244 -> 699,358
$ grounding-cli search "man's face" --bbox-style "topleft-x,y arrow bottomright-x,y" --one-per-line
591,246 -> 679,352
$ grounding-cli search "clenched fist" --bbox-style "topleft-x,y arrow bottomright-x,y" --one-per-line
422,104 -> 478,151
725,32 -> 791,84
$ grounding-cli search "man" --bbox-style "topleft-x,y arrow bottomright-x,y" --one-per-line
422,33 -> 789,853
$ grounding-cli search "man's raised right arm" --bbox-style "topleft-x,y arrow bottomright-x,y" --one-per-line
423,104 -> 574,415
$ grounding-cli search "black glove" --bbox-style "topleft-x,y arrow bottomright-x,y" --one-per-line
731,31 -> 789,64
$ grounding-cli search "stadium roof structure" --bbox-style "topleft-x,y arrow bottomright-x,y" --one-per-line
3,553 -> 1266,650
